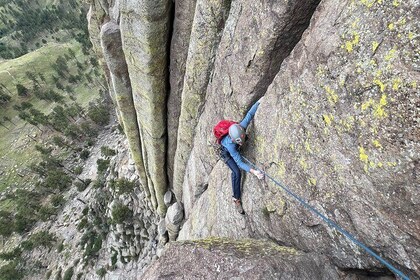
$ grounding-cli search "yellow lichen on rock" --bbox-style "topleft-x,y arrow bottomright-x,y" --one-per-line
299,158 -> 308,170
373,79 -> 386,92
344,32 -> 360,53
308,178 -> 317,186
359,146 -> 369,172
372,140 -> 382,149
359,147 -> 368,163
277,161 -> 286,177
373,94 -> 387,118
384,48 -> 397,61
372,41 -> 379,52
324,85 -> 338,104
304,140 -> 312,153
408,32 -> 414,40
392,78 -> 401,90
361,98 -> 374,111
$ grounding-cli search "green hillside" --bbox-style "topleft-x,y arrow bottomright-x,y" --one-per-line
0,0 -> 85,59
0,0 -> 105,209
0,40 -> 103,192
0,0 -> 112,279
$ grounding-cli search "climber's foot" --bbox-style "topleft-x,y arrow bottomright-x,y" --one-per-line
234,199 -> 245,215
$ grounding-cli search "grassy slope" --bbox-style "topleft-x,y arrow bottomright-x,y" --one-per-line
0,40 -> 100,192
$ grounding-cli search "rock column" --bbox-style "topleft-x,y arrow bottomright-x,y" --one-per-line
172,0 -> 232,201
119,0 -> 172,216
100,21 -> 151,199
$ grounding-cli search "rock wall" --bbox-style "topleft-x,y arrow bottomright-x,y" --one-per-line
89,0 -> 171,217
87,0 -> 419,278
178,0 -> 322,216
119,0 -> 171,217
167,0 -> 197,188
142,238 -> 340,280
178,0 -> 419,278
100,20 -> 151,202
172,0 -> 232,201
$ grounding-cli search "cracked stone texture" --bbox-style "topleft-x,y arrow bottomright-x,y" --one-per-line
118,0 -> 172,216
89,0 -> 168,215
177,0 -> 321,217
167,0 -> 197,188
87,1 -> 113,101
142,238 -> 340,280
179,0 -> 419,278
86,0 -> 418,278
89,0 -> 171,216
100,20 -> 151,201
171,0 -> 232,201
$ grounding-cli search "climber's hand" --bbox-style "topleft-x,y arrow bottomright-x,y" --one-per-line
250,169 -> 264,180
258,96 -> 265,104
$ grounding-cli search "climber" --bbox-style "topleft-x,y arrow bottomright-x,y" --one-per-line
219,98 -> 264,214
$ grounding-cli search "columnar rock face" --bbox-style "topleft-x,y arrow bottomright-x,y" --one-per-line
172,0 -> 232,201
87,1 -> 113,100
87,0 -> 419,278
178,0 -> 322,215
118,0 -> 172,217
167,0 -> 197,188
100,21 -> 151,200
89,0 -> 172,217
179,0 -> 419,278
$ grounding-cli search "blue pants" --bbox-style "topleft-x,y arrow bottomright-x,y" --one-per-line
221,147 -> 241,200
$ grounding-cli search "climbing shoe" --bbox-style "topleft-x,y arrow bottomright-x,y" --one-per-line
234,199 -> 245,215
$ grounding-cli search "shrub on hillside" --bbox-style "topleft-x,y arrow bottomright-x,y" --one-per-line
0,92 -> 11,105
16,84 -> 29,97
80,149 -> 90,160
80,230 -> 103,260
92,179 -> 105,189
109,179 -> 136,194
38,205 -> 56,221
73,165 -> 83,175
51,194 -> 65,207
63,267 -> 74,280
0,210 -> 14,236
0,261 -> 23,280
77,217 -> 88,231
87,102 -> 109,126
96,267 -> 106,278
75,181 -> 87,192
111,203 -> 132,224
100,146 -> 116,158
21,231 -> 56,251
0,247 -> 22,261
14,214 -> 35,234
43,170 -> 72,191
96,159 -> 110,173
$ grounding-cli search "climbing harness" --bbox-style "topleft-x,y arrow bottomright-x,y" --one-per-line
242,157 -> 410,280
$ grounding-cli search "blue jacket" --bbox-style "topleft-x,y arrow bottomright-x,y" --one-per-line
221,101 -> 260,172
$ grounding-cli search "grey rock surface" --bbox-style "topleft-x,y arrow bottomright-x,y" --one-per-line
142,238 -> 340,280
179,0 -> 419,278
163,190 -> 173,206
118,0 -> 172,216
172,0 -> 232,202
82,0 -> 419,279
166,202 -> 184,225
167,0 -> 197,188
180,0 -> 321,218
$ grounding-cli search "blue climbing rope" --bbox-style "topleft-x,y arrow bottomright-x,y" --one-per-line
242,157 -> 410,280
